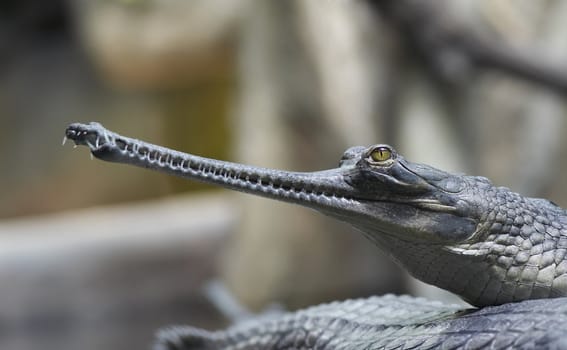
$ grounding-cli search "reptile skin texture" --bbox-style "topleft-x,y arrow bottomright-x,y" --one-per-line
64,123 -> 567,349
378,177 -> 567,307
154,295 -> 567,350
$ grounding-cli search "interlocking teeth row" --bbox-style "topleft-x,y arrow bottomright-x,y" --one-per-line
80,127 -> 355,205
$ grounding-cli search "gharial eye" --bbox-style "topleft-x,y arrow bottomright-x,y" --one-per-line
368,146 -> 393,163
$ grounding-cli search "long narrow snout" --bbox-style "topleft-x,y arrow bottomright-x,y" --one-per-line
65,122 -> 359,214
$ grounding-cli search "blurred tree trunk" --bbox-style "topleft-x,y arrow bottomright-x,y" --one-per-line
220,0 -> 406,310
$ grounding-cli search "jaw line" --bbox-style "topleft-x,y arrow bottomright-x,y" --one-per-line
65,123 -> 366,213
65,122 -> 459,229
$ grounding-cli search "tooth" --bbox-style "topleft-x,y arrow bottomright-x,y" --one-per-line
62,136 -> 67,146
104,130 -> 112,144
90,153 -> 94,160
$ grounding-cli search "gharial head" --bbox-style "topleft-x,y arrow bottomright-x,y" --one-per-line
334,144 -> 484,245
65,122 -> 567,306
65,122 -> 484,243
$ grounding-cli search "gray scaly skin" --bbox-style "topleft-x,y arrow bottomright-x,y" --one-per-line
154,295 -> 567,350
65,122 -> 567,349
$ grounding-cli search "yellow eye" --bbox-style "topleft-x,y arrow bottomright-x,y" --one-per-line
369,147 -> 392,163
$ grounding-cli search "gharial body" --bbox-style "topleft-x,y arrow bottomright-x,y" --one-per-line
66,122 -> 567,349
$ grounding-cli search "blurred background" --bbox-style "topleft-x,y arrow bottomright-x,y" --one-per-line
2,0 -> 567,349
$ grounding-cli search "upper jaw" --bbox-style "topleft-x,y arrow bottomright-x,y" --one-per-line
65,122 -> 465,229
343,171 -> 461,215
65,122 -> 114,152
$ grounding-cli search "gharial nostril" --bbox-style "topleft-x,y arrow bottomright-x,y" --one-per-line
65,124 -> 89,140
65,128 -> 78,139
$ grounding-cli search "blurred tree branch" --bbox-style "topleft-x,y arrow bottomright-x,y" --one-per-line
372,0 -> 567,96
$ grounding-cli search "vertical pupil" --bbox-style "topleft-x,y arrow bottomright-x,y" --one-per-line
369,147 -> 392,163
371,148 -> 390,162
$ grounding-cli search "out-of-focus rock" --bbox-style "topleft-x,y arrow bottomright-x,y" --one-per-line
0,193 -> 234,350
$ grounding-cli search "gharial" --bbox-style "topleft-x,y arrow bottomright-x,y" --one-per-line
65,122 -> 567,350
